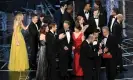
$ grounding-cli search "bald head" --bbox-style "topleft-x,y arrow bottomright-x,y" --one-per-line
117,14 -> 123,22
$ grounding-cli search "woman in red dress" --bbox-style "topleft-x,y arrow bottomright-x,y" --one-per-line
72,24 -> 85,76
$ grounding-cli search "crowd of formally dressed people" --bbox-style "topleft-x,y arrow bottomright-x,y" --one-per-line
8,1 -> 127,80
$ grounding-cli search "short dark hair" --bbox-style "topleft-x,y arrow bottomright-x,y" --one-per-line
95,1 -> 102,7
112,8 -> 119,14
84,2 -> 91,8
64,20 -> 70,26
32,14 -> 38,18
48,23 -> 56,30
40,13 -> 45,17
93,29 -> 100,33
60,2 -> 67,7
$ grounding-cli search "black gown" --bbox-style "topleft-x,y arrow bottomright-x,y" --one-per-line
36,40 -> 47,80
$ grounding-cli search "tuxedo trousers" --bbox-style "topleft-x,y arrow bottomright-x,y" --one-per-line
59,50 -> 72,77
105,58 -> 117,80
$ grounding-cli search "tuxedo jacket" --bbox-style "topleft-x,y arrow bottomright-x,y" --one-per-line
54,9 -> 63,30
37,19 -> 43,29
57,29 -> 73,53
108,15 -> 117,32
28,22 -> 39,55
80,40 -> 98,66
112,21 -> 123,44
103,35 -> 118,59
98,8 -> 107,27
46,31 -> 57,59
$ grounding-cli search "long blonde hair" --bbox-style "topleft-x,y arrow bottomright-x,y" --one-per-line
13,13 -> 23,30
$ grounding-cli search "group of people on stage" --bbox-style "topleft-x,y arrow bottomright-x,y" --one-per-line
8,1 -> 127,80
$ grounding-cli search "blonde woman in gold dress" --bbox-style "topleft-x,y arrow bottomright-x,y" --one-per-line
8,13 -> 29,71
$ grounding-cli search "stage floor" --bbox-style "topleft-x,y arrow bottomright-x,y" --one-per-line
0,66 -> 133,80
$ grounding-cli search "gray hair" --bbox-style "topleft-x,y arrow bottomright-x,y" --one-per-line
102,26 -> 109,31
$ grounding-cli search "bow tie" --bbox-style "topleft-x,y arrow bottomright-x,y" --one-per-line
85,11 -> 89,14
94,18 -> 98,19
104,37 -> 107,38
112,16 -> 116,18
65,30 -> 70,32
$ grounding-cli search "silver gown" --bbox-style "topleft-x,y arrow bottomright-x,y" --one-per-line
36,40 -> 47,80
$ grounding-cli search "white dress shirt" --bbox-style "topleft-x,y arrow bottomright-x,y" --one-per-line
103,35 -> 109,46
110,16 -> 116,32
41,22 -> 44,26
61,8 -> 65,14
94,18 -> 100,30
66,31 -> 71,43
35,24 -> 38,30
84,10 -> 89,20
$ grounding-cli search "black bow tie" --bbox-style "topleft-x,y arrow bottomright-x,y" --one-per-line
65,30 -> 70,32
112,16 -> 116,18
85,11 -> 89,14
94,18 -> 98,19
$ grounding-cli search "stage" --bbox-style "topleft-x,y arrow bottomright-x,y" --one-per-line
0,66 -> 133,80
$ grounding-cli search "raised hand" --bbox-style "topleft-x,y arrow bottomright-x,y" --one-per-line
64,46 -> 69,50
59,33 -> 65,39
104,47 -> 108,53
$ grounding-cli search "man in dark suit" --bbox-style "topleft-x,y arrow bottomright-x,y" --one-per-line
84,1 -> 107,39
80,33 -> 102,80
28,14 -> 39,69
94,1 -> 107,26
46,23 -> 65,80
54,2 -> 67,30
93,29 -> 102,80
57,21 -> 73,79
112,14 -> 127,72
78,2 -> 92,25
102,27 -> 118,80
37,14 -> 45,29
108,8 -> 119,32
85,9 -> 104,36
63,4 -> 75,31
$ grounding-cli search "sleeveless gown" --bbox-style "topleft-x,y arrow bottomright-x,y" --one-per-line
36,40 -> 47,80
8,26 -> 29,71
72,32 -> 83,76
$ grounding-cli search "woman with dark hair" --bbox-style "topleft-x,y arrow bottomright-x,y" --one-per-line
36,24 -> 49,80
72,24 -> 85,76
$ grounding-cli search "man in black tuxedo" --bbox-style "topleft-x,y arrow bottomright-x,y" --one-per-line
78,2 -> 92,25
108,8 -> 119,32
63,4 -> 75,31
112,14 -> 127,72
85,9 -> 104,36
37,14 -> 45,29
57,21 -> 73,79
46,23 -> 65,80
94,1 -> 107,26
93,29 -> 102,80
84,1 -> 107,39
80,33 -> 102,80
54,2 -> 67,30
102,27 -> 118,80
28,14 -> 39,69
